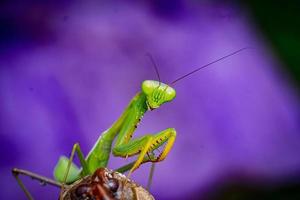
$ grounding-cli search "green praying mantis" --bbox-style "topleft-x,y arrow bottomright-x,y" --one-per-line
12,48 -> 248,199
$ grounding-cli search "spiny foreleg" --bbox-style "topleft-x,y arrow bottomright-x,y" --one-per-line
112,128 -> 176,176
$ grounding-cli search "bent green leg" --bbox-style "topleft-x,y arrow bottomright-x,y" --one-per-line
112,128 -> 177,175
54,143 -> 89,184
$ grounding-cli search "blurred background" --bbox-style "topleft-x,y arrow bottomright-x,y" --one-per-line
1,1 -> 300,199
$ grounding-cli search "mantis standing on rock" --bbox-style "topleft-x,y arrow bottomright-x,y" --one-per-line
12,48 -> 248,199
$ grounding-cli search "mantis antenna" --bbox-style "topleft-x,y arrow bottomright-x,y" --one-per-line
146,52 -> 161,83
171,47 -> 250,84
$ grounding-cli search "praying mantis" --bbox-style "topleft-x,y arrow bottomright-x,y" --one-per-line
12,48 -> 248,200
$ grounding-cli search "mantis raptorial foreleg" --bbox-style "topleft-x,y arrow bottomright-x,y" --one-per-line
113,128 -> 177,175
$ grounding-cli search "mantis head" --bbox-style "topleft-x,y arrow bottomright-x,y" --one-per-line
142,80 -> 176,110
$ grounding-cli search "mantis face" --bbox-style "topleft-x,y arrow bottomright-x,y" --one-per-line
142,80 -> 176,110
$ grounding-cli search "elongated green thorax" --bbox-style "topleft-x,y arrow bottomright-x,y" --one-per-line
85,92 -> 148,174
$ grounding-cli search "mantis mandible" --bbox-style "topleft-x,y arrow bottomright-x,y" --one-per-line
12,48 -> 248,199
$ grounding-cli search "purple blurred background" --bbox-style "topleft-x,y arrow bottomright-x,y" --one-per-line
1,1 -> 300,199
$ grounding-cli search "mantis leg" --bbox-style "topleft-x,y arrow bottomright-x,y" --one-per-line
56,143 -> 90,200
113,128 -> 176,175
54,143 -> 89,184
150,128 -> 177,162
146,163 -> 156,191
12,168 -> 61,200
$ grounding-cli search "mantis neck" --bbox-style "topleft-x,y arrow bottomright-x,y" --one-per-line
110,92 -> 148,139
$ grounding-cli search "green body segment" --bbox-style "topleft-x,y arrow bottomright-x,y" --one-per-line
86,92 -> 148,173
53,80 -> 177,183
